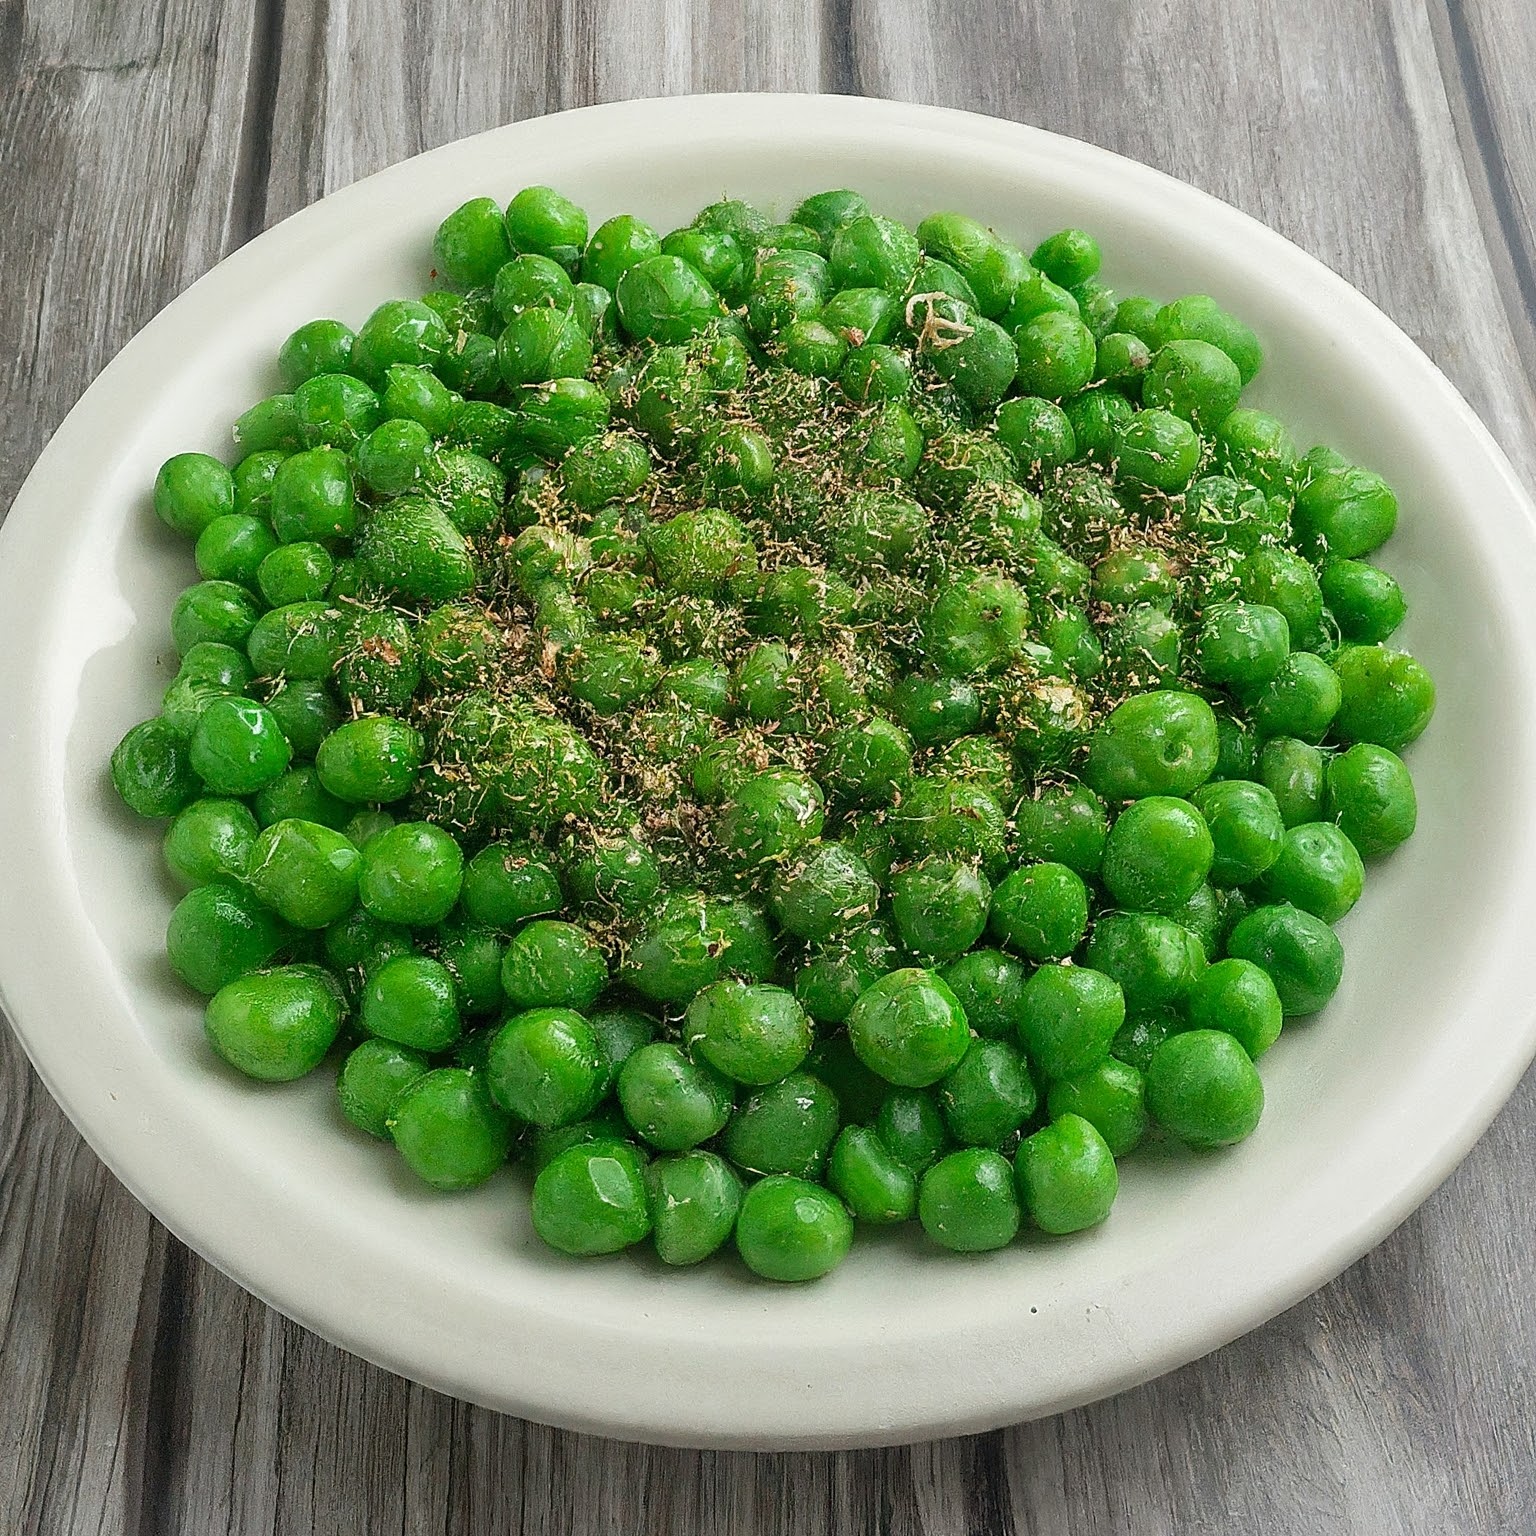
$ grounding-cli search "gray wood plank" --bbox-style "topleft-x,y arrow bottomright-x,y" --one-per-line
2,0 -> 1535,1532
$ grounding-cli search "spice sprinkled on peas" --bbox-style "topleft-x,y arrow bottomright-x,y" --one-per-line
115,188 -> 1431,1279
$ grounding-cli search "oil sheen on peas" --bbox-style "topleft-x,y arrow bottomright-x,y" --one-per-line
116,184 -> 1431,1281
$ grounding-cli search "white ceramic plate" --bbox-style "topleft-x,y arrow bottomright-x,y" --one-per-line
3,94 -> 1536,1450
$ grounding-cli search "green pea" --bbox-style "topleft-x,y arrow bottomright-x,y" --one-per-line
823,287 -> 898,349
1236,547 -> 1325,645
506,185 -> 589,275
1112,295 -> 1160,344
828,214 -> 920,294
437,331 -> 504,401
562,431 -> 651,510
292,372 -> 382,451
485,1006 -> 604,1128
1012,784 -> 1108,875
358,821 -> 463,926
827,489 -> 929,577
1031,228 -> 1100,289
1015,1113 -> 1118,1233
1227,903 -> 1345,1015
323,907 -> 413,980
915,213 -> 1024,318
767,844 -> 877,943
246,817 -> 361,928
890,776 -> 1008,873
170,580 -> 262,657
581,214 -> 663,292
682,980 -> 811,1086
1114,407 -> 1201,492
162,797 -> 259,887
917,1148 -> 1021,1253
355,496 -> 475,601
186,696 -> 290,796
1320,561 -> 1406,644
204,965 -> 343,1081
646,1151 -> 743,1265
390,1067 -> 513,1191
774,317 -> 844,378
932,950 -> 1023,1043
938,1037 -> 1037,1146
233,394 -> 303,456
827,1126 -> 917,1225
458,841 -> 560,929
847,968 -> 970,1089
495,305 -> 591,388
1261,822 -> 1365,923
1045,1058 -> 1147,1156
1331,644 -> 1435,750
337,1038 -> 431,1139
154,452 -> 235,539
230,450 -> 285,521
1197,601 -> 1290,690
193,515 -> 277,589
1095,331 -> 1152,393
923,313 -> 1017,410
1258,736 -> 1328,827
1186,958 -> 1284,1059
791,189 -> 870,241
1083,912 -> 1205,1011
1013,311 -> 1096,399
377,364 -> 457,437
994,396 -> 1077,473
268,445 -> 356,543
1251,653 -> 1343,743
1083,689 -> 1219,802
1215,408 -> 1295,497
923,570 -> 1030,676
433,919 -> 506,1017
1092,549 -> 1178,611
314,716 -> 424,805
616,1042 -> 733,1151
1188,779 -> 1285,886
257,541 -> 335,607
581,1007 -> 656,1091
1295,464 -> 1398,559
277,318 -> 356,390
889,855 -> 990,964
1154,294 -> 1263,385
253,761 -> 349,830
734,1175 -> 852,1283
1004,265 -> 1080,328
723,1072 -> 841,1178
109,717 -> 197,819
356,953 -> 460,1053
349,299 -> 449,389
717,769 -> 825,870
1141,339 -> 1241,429
1146,1029 -> 1264,1149
433,197 -> 514,289
623,892 -> 773,1005
1101,798 -> 1213,914
261,679 -> 341,759
500,919 -> 606,1012
166,882 -> 290,996
1062,389 -> 1135,462
1325,742 -> 1417,858
983,862 -> 1084,961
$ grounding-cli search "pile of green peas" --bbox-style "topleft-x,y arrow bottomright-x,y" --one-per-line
111,183 -> 1433,1281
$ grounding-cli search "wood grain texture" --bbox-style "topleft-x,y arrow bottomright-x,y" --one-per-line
2,1 -> 1535,1531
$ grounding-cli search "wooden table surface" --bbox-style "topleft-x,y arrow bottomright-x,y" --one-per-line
4,1 -> 1535,1530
